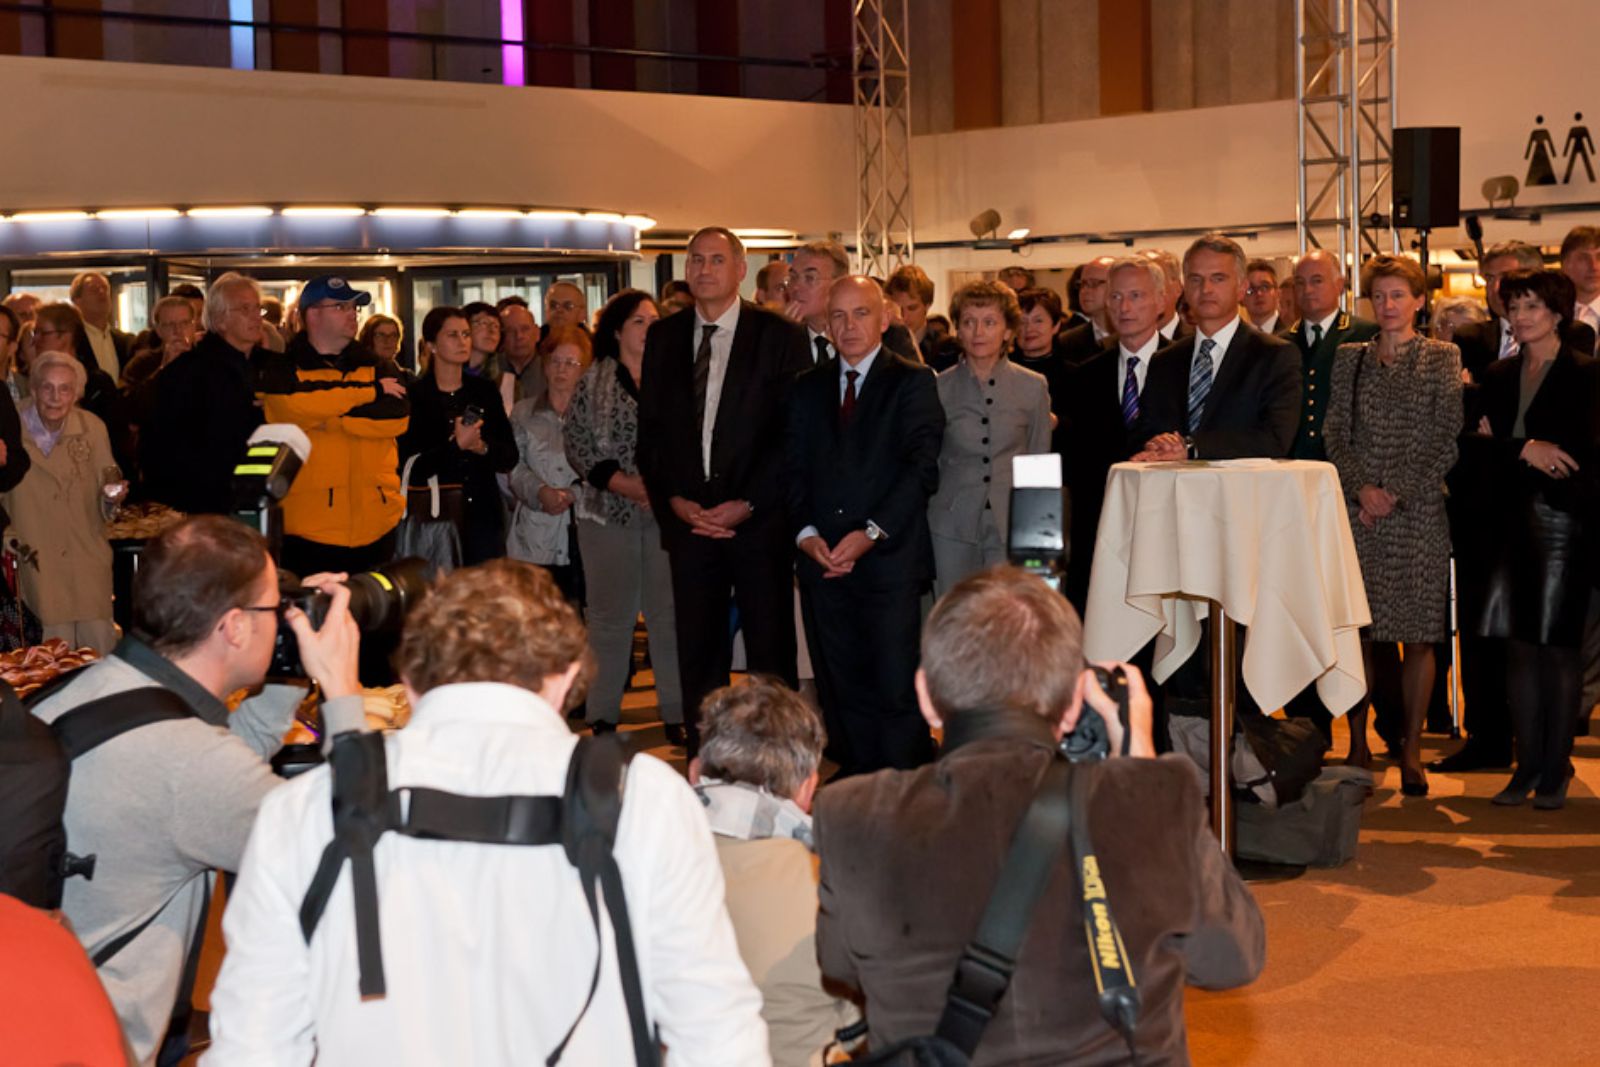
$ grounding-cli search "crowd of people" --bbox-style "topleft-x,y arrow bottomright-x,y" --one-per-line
5,221 -> 1600,1064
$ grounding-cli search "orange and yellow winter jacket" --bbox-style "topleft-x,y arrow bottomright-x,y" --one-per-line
255,335 -> 409,548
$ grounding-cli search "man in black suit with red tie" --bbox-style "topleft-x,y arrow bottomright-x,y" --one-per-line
787,276 -> 944,774
638,226 -> 811,751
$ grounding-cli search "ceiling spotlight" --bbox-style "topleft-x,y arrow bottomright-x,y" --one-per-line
969,209 -> 1002,240
1481,175 -> 1519,208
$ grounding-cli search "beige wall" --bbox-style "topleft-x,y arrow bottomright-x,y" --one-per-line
0,55 -> 855,234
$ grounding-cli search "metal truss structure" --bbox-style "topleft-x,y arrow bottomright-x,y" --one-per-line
1295,0 -> 1398,294
852,0 -> 913,276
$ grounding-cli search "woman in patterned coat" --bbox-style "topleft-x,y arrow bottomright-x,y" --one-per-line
1324,254 -> 1462,796
562,290 -> 685,742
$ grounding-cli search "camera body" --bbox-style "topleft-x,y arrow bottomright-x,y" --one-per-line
1060,666 -> 1130,762
269,559 -> 431,678
1008,454 -> 1070,593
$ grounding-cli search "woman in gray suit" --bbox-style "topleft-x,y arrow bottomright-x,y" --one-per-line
927,280 -> 1052,595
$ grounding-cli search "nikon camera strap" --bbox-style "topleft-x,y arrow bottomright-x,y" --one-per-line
1070,766 -> 1142,1064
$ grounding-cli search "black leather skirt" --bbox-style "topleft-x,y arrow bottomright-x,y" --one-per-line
1477,498 -> 1591,647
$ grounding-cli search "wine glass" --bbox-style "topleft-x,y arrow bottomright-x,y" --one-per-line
100,465 -> 129,522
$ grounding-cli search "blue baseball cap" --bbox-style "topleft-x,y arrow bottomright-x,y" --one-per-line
298,276 -> 372,310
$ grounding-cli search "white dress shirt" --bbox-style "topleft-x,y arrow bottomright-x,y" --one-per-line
1498,317 -> 1518,360
797,347 -> 881,546
1254,312 -> 1279,335
1195,315 -> 1244,379
807,325 -> 834,364
1158,314 -> 1183,343
1302,310 -> 1338,344
1577,294 -> 1600,335
1115,334 -> 1159,402
81,319 -> 120,381
203,683 -> 768,1067
697,299 -> 742,478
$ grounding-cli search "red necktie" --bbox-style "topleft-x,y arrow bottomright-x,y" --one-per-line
841,369 -> 859,424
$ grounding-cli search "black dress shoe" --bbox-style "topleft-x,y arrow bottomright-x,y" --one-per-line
1492,770 -> 1540,806
663,722 -> 688,748
1430,743 -> 1513,773
1399,769 -> 1429,797
589,720 -> 617,735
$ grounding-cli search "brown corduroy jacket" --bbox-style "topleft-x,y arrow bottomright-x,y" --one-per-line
815,716 -> 1266,1066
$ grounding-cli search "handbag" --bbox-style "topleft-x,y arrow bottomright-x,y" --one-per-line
395,454 -> 464,577
855,757 -> 1141,1066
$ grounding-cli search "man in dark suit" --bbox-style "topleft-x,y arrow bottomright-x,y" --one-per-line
787,276 -> 944,774
638,226 -> 811,751
1056,255 -> 1116,366
1135,235 -> 1301,462
69,271 -> 133,381
1143,249 -> 1195,347
1286,249 -> 1379,461
1062,255 -> 1165,610
786,240 -> 916,364
1132,235 -> 1301,741
1561,224 -> 1600,356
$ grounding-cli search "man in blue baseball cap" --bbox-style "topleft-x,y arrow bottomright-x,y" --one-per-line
255,276 -> 409,578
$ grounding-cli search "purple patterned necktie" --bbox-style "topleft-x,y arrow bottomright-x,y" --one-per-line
1121,356 -> 1140,428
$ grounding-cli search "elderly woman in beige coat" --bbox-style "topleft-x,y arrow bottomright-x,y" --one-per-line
3,350 -> 120,651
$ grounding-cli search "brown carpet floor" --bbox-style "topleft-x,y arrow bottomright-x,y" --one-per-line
1187,723 -> 1600,1067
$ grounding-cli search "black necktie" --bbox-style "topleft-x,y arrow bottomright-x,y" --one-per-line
841,369 -> 860,424
814,335 -> 832,364
693,324 -> 716,430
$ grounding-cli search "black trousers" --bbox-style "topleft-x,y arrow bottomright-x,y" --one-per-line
1459,634 -> 1512,756
1508,640 -> 1580,792
801,577 -> 933,775
281,529 -> 397,579
280,528 -> 399,687
667,528 -> 797,726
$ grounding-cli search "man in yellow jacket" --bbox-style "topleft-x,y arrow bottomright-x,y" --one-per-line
256,276 -> 410,577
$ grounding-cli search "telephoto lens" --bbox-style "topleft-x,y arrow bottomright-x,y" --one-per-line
269,558 -> 432,679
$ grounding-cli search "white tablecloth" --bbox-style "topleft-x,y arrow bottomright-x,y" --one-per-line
1082,459 -> 1371,715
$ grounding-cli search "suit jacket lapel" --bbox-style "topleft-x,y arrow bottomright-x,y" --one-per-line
1199,327 -> 1253,431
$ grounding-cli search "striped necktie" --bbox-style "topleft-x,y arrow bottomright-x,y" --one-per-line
1121,356 -> 1141,428
1187,338 -> 1215,433
693,323 -> 716,430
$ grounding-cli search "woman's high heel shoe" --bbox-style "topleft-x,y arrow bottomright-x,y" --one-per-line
1400,768 -> 1429,797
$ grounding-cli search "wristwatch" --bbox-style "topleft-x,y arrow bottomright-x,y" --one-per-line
864,520 -> 888,543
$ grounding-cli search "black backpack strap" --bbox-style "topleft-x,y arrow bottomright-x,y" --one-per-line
934,757 -> 1075,1058
1068,765 -> 1142,1062
47,686 -> 196,760
547,735 -> 658,1067
298,732 -> 393,999
396,788 -> 563,845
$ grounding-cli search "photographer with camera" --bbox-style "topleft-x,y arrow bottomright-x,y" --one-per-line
815,566 -> 1264,1064
23,516 -> 367,1066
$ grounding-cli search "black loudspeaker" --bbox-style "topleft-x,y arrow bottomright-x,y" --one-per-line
1393,126 -> 1461,230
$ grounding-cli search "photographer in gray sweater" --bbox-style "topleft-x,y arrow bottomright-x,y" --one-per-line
29,516 -> 366,1066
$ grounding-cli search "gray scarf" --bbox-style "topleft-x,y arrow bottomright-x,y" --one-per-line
694,778 -> 814,851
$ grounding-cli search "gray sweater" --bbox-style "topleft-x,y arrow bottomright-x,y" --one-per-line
30,640 -> 363,1066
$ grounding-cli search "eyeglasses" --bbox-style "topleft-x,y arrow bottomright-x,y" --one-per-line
548,357 -> 584,369
1245,284 -> 1277,296
547,300 -> 580,314
310,300 -> 358,313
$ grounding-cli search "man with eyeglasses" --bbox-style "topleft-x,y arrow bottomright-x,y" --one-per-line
543,281 -> 589,338
461,300 -> 503,381
1241,259 -> 1283,335
1056,255 -> 1117,366
257,276 -> 410,578
24,516 -> 365,1066
142,274 -> 266,516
